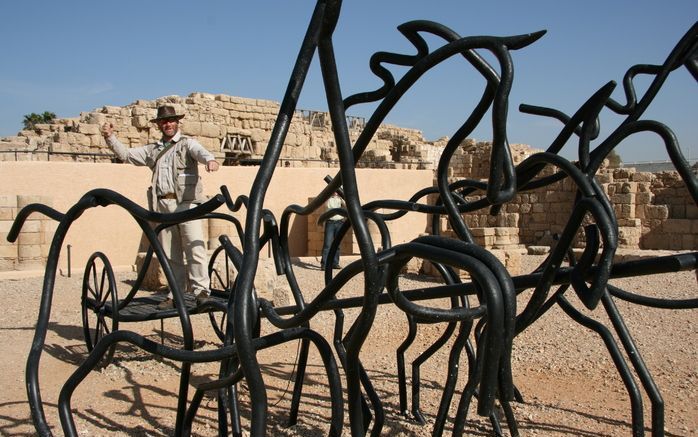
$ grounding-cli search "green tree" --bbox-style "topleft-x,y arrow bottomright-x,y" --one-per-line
607,149 -> 622,168
22,111 -> 56,130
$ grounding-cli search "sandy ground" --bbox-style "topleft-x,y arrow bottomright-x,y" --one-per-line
0,254 -> 696,436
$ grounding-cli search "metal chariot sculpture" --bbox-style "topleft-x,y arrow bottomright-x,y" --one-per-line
7,1 -> 697,436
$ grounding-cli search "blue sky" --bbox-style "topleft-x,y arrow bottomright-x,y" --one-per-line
1,1 -> 695,163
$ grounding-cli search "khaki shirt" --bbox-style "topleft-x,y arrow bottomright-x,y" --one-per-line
106,131 -> 215,206
327,195 -> 344,221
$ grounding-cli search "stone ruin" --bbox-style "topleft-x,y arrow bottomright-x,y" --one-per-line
5,3 -> 697,435
0,92 -> 437,169
1,92 -> 695,265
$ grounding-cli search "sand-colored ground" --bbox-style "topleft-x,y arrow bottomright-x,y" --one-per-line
0,254 -> 696,436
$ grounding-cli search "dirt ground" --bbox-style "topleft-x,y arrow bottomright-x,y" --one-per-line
0,254 -> 696,436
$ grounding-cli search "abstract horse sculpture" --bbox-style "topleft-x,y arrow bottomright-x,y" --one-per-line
7,1 -> 697,436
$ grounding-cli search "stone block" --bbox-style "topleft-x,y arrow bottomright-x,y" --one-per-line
132,115 -> 149,129
618,227 -> 641,247
17,195 -> 50,208
631,172 -> 654,182
527,245 -> 550,255
610,193 -> 635,204
0,258 -> 16,270
617,218 -> 641,227
471,228 -> 495,237
135,252 -> 166,290
670,204 -> 686,219
504,249 -> 524,275
494,227 -> 518,237
15,220 -> 41,233
646,205 -> 669,220
686,204 -> 698,219
16,232 -> 41,245
0,244 -> 18,257
663,219 -> 692,234
83,112 -> 107,125
635,205 -> 646,219
201,122 -> 220,138
131,105 -> 154,116
613,203 -> 636,219
181,121 -> 202,137
619,182 -> 639,194
84,134 -> 100,148
668,234 -> 683,250
18,244 -> 42,258
594,173 -> 613,184
0,195 -> 16,208
103,105 -> 124,115
635,192 -> 652,205
77,123 -> 100,135
682,234 -> 697,250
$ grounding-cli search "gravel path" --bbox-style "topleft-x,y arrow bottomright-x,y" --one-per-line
0,253 -> 696,436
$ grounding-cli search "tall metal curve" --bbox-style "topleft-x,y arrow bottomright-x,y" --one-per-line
6,2 -> 697,436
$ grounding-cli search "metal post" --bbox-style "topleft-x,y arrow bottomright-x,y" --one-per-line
66,244 -> 71,278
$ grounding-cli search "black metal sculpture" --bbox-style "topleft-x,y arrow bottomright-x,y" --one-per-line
7,1 -> 697,436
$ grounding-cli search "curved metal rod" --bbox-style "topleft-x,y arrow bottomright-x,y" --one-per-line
604,22 -> 697,119
7,203 -> 65,243
116,211 -> 243,310
20,188 -> 225,436
231,3 -> 340,434
555,294 -> 645,436
383,241 -> 508,418
600,291 -> 666,437
182,327 -> 344,437
607,283 -> 698,309
517,80 -> 617,182
518,103 -> 600,141
320,210 -> 391,283
56,325 -> 343,436
411,235 -> 517,403
588,119 -> 698,204
220,184 -> 250,214
514,156 -> 613,314
398,264 -> 464,424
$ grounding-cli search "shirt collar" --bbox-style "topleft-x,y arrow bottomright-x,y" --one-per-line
159,130 -> 182,146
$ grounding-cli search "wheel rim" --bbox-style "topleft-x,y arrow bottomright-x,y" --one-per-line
208,245 -> 240,341
81,252 -> 118,365
208,245 -> 237,293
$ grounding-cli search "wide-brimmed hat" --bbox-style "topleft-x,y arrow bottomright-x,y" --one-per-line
150,105 -> 185,122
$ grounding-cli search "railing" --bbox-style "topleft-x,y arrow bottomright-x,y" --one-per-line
0,150 -> 117,163
295,109 -> 366,130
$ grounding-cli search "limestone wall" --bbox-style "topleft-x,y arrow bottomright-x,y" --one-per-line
1,92 -> 695,254
0,195 -> 56,271
0,162 -> 432,275
306,197 -> 387,259
0,93 -> 436,170
441,149 -> 697,251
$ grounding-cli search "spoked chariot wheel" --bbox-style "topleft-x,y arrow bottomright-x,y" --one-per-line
81,251 -> 119,366
207,244 -> 239,341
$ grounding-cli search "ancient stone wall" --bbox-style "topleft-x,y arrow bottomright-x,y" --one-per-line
0,92 -> 434,169
306,197 -> 387,259
0,195 -> 55,271
437,143 -> 697,251
1,93 -> 695,253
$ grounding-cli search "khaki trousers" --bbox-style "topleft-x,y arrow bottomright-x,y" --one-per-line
156,199 -> 209,294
